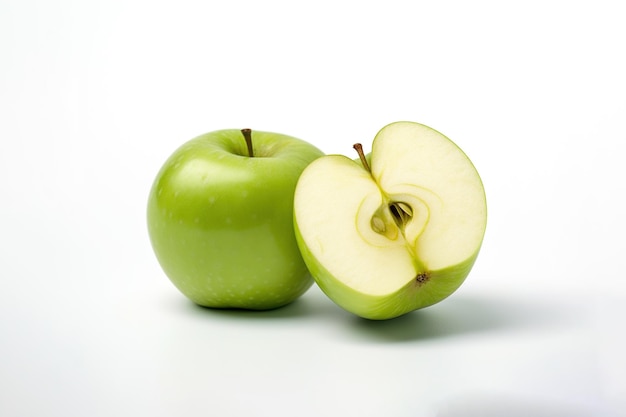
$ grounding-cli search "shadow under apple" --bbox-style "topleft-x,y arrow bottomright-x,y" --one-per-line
167,289 -> 327,321
162,284 -> 585,343
163,282 -> 345,321
342,291 -> 581,343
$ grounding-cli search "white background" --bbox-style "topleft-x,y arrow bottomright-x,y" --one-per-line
1,0 -> 625,416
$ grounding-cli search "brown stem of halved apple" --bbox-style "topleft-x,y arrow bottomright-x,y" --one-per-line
353,143 -> 371,173
241,128 -> 254,157
353,143 -> 413,230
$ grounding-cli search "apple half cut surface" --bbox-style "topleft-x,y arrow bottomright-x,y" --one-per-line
294,121 -> 487,320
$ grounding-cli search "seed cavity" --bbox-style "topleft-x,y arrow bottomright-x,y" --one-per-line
389,201 -> 413,228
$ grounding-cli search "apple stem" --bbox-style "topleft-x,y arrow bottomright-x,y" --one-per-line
353,143 -> 371,173
241,128 -> 254,157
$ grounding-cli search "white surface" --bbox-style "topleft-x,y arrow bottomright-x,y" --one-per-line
1,1 -> 625,416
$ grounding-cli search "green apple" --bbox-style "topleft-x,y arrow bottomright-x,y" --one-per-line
294,121 -> 487,320
147,128 -> 324,310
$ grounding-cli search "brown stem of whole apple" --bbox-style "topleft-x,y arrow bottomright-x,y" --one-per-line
241,128 -> 254,157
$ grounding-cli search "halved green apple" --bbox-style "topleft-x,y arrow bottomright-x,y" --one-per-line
293,121 -> 487,320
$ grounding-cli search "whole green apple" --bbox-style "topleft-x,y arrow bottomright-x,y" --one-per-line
294,122 -> 487,320
147,128 -> 324,309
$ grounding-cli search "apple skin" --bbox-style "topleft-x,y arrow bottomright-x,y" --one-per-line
147,129 -> 324,310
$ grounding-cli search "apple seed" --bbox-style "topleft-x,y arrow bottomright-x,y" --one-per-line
371,216 -> 386,234
389,201 -> 413,228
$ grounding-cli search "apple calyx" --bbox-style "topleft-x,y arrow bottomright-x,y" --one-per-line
241,128 -> 254,157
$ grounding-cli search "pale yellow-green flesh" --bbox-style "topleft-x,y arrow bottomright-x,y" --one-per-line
296,156 -> 420,293
295,220 -> 479,319
372,122 -> 486,271
294,121 -> 487,319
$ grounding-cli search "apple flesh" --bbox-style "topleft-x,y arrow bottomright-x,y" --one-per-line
147,129 -> 324,310
294,122 -> 487,319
